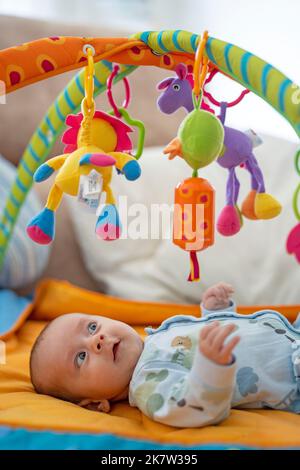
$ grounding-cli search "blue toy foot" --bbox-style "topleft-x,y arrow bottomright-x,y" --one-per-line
95,204 -> 121,241
122,160 -> 141,181
34,164 -> 54,182
27,208 -> 55,244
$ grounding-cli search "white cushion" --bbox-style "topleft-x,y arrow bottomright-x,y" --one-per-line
67,134 -> 300,305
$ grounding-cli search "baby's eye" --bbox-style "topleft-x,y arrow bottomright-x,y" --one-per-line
76,351 -> 86,367
88,322 -> 97,334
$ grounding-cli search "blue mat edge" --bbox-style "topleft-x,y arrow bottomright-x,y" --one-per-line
0,425 -> 260,450
0,425 -> 298,450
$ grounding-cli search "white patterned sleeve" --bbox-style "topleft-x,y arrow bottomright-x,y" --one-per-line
129,350 -> 236,428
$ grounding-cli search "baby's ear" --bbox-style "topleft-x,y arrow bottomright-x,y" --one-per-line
78,398 -> 110,413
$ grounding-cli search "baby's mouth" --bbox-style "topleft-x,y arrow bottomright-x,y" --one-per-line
113,340 -> 121,361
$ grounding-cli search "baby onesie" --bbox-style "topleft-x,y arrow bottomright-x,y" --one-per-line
129,303 -> 300,427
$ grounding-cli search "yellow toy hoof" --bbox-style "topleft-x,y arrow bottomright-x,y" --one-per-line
254,193 -> 282,219
241,190 -> 258,220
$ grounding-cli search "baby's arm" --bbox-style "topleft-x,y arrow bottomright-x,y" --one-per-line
130,323 -> 239,428
182,321 -> 239,426
201,282 -> 235,316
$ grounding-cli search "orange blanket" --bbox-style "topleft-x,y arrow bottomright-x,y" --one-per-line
1,279 -> 300,448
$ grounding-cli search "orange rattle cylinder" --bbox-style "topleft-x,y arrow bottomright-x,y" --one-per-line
173,177 -> 215,281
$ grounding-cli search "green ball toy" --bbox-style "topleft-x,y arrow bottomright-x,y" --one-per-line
178,108 -> 224,170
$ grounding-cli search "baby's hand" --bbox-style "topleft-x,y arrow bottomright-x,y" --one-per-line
202,282 -> 234,311
199,321 -> 240,365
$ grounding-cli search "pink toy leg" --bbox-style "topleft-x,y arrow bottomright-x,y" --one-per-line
217,205 -> 241,236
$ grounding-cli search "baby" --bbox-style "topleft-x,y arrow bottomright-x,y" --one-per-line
30,283 -> 300,427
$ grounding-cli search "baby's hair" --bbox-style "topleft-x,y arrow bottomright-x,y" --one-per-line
29,319 -> 76,403
30,322 -> 53,395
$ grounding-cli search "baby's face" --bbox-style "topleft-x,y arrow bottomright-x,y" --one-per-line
36,313 -> 144,402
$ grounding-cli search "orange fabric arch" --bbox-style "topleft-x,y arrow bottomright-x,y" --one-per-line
0,36 -> 195,93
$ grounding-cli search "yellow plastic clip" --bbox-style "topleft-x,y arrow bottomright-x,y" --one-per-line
193,30 -> 209,98
83,46 -> 95,116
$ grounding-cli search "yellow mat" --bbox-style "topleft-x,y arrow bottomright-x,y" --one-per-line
1,279 -> 300,448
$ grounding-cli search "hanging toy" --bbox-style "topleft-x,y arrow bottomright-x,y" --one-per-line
203,81 -> 282,235
27,48 -> 144,244
286,149 -> 300,263
158,64 -> 282,237
173,177 -> 215,281
163,31 -> 224,281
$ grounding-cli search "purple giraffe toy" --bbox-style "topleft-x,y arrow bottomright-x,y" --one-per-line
157,64 -> 282,236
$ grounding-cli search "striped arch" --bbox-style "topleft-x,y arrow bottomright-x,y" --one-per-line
131,31 -> 300,137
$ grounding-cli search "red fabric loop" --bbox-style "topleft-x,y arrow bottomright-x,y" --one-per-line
203,69 -> 250,108
107,64 -> 131,118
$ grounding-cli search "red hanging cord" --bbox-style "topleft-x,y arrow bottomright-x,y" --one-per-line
188,251 -> 200,282
204,68 -> 218,85
203,68 -> 250,108
107,64 -> 131,118
203,88 -> 250,108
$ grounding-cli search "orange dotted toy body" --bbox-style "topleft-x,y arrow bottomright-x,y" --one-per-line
173,177 -> 215,280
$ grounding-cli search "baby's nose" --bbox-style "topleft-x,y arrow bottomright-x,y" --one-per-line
93,334 -> 105,352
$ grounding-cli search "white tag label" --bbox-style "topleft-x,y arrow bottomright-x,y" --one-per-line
83,170 -> 103,198
78,170 -> 102,213
245,129 -> 263,148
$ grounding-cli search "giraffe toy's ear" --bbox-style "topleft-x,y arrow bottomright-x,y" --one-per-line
175,63 -> 187,80
156,77 -> 174,90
